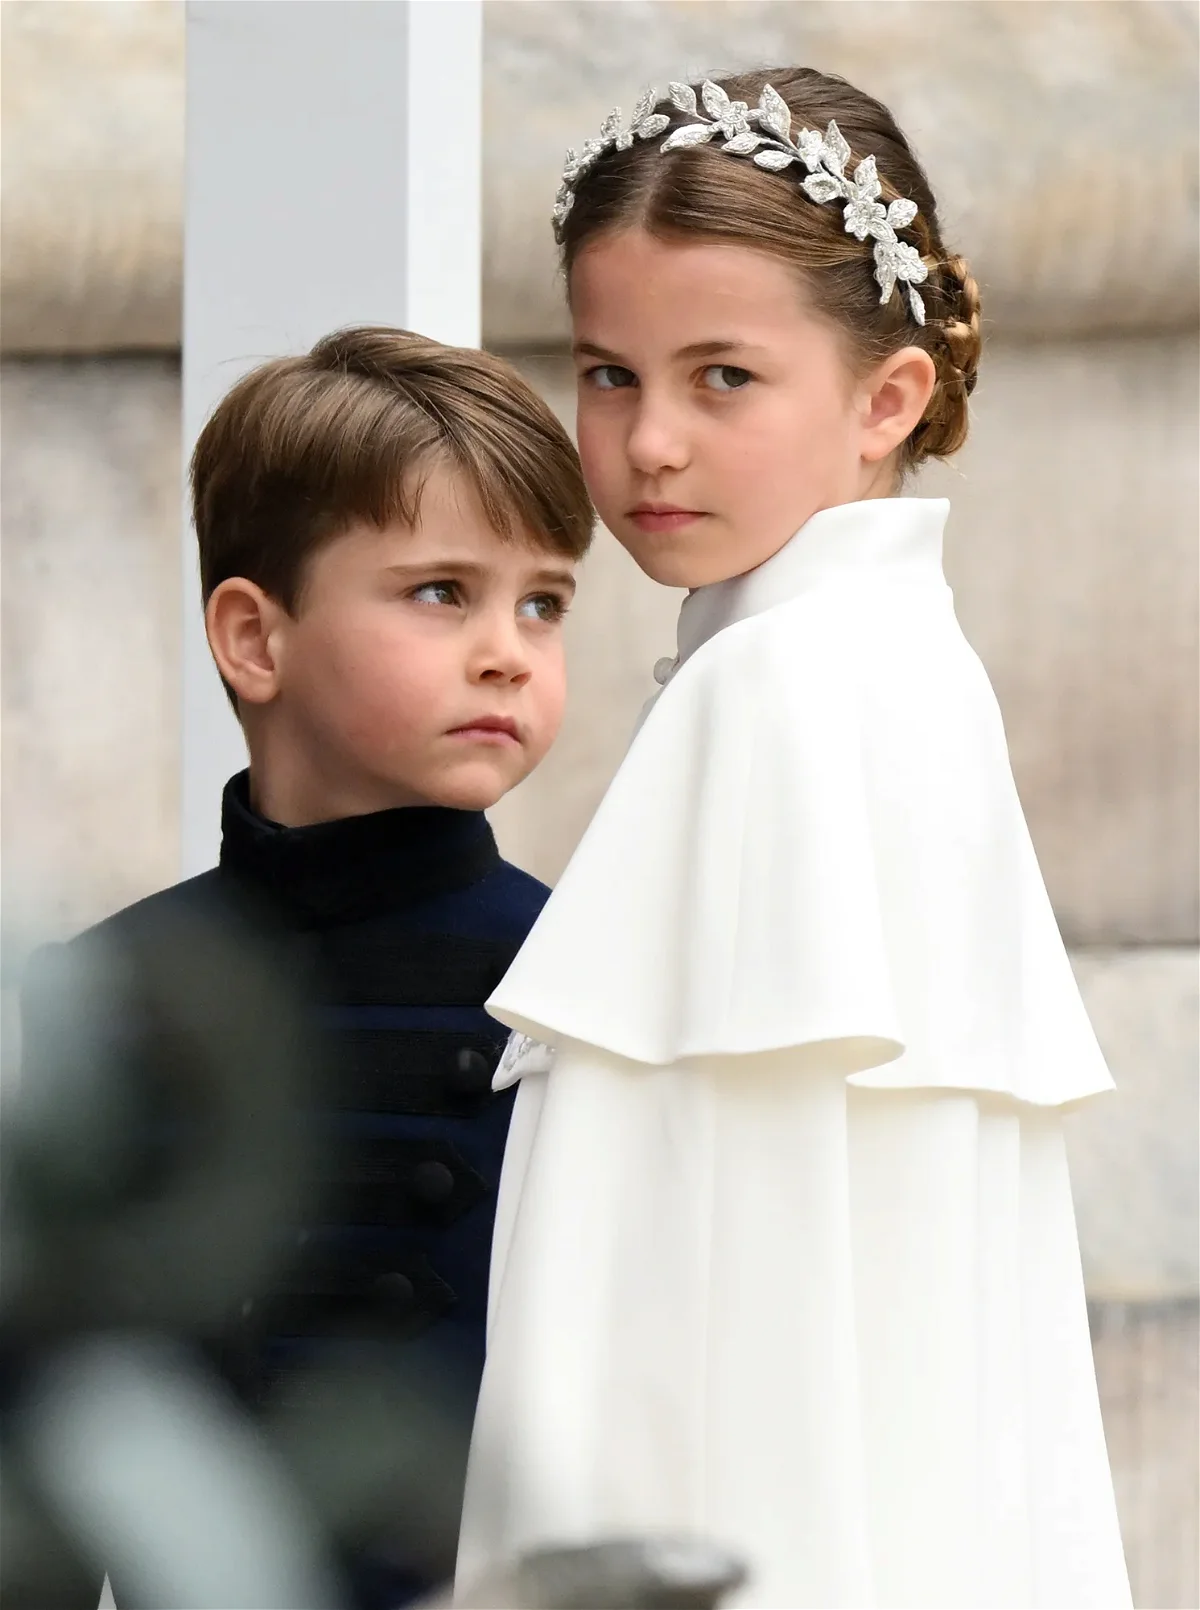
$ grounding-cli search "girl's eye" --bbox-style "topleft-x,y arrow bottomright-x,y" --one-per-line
410,580 -> 461,607
703,364 -> 754,393
518,593 -> 569,624
586,364 -> 638,391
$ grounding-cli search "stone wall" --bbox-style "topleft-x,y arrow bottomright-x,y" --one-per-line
4,2 -> 1198,353
1,1 -> 183,352
2,357 -> 183,942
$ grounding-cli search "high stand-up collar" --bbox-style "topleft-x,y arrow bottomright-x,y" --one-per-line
675,498 -> 950,673
218,771 -> 500,925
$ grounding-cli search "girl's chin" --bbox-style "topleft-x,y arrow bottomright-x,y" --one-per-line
617,516 -> 810,590
619,538 -> 743,592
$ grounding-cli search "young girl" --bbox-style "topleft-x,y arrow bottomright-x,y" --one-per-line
457,68 -> 1131,1609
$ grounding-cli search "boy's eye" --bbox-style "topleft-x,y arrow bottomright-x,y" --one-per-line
703,364 -> 754,393
410,580 -> 461,607
586,364 -> 638,391
518,593 -> 569,624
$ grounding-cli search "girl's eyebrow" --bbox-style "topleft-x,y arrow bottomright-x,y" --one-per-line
673,338 -> 755,360
573,338 -> 758,362
573,341 -> 626,362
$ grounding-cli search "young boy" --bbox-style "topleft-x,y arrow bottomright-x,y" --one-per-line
20,327 -> 593,1607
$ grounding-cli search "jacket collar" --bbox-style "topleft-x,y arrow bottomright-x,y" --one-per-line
218,771 -> 500,925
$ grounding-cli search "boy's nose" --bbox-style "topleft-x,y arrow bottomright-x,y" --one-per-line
469,616 -> 532,685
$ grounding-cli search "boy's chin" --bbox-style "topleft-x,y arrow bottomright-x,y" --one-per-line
417,761 -> 523,813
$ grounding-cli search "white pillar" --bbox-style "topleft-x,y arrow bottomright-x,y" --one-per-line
182,0 -> 482,876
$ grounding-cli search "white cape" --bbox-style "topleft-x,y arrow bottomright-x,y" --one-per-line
491,498 -> 1111,1105
458,500 -> 1130,1608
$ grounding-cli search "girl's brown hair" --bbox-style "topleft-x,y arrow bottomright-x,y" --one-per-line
559,67 -> 981,471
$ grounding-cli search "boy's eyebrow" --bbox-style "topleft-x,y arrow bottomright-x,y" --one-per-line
535,567 -> 578,595
573,338 -> 756,363
384,559 -> 577,595
525,565 -> 577,596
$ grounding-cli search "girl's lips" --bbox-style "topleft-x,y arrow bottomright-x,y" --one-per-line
629,507 -> 707,533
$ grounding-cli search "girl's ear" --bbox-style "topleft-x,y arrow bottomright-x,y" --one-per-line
858,346 -> 937,465
205,578 -> 287,705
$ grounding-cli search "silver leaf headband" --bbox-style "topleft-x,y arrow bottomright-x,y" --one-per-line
553,80 -> 929,325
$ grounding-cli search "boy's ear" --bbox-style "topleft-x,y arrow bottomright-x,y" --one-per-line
205,578 -> 287,705
859,346 -> 937,465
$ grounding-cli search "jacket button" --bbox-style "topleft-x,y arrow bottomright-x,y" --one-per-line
373,1271 -> 416,1311
409,1159 -> 455,1205
450,1046 -> 493,1097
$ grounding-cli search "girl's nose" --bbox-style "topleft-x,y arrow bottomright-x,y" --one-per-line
626,393 -> 690,476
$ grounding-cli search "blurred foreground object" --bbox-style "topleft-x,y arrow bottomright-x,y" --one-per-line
1,903 -> 344,1607
7,1335 -> 343,1610
446,1537 -> 746,1609
5,882 -> 659,1607
6,903 -> 315,1337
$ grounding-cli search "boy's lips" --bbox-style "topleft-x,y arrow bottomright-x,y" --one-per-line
447,715 -> 521,746
628,503 -> 707,533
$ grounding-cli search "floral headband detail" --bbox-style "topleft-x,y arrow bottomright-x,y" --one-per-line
553,80 -> 930,325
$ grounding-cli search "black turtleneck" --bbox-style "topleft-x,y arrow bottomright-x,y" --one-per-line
23,770 -> 552,1609
218,770 -> 503,926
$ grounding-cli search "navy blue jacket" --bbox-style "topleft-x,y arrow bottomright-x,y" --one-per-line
20,772 -> 547,1608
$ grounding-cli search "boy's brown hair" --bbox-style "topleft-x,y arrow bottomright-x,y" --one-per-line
191,326 -> 594,617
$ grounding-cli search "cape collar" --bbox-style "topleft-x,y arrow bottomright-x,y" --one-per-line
670,497 -> 950,676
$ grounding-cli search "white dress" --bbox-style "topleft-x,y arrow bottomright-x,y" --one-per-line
457,499 -> 1131,1609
